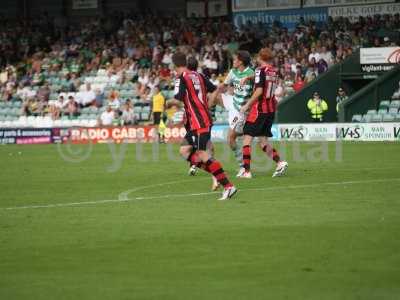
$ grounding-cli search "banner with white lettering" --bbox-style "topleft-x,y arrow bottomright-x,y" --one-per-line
328,3 -> 400,22
233,7 -> 328,30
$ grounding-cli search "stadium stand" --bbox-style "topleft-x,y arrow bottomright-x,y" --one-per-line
0,12 -> 399,127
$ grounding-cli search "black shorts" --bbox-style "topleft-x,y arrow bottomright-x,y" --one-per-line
153,112 -> 161,125
243,113 -> 275,137
181,130 -> 210,151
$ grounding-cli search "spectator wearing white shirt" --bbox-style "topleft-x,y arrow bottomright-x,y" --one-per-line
99,106 -> 115,126
319,46 -> 333,66
79,83 -> 96,108
121,100 -> 136,125
308,47 -> 321,64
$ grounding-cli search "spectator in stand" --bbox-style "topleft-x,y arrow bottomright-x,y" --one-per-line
140,87 -> 152,104
107,93 -> 121,112
336,87 -> 348,112
274,78 -> 286,103
317,58 -> 329,75
99,105 -> 115,126
293,74 -> 306,93
308,47 -> 321,63
121,100 -> 136,125
307,92 -> 328,122
137,69 -> 149,96
65,96 -> 79,118
78,83 -> 96,108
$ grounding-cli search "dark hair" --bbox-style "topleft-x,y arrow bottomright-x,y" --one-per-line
187,56 -> 198,71
172,52 -> 187,68
236,50 -> 251,67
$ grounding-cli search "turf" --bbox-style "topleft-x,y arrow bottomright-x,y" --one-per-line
0,141 -> 400,300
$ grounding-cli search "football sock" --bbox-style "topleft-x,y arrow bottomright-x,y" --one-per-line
205,159 -> 232,188
262,145 -> 280,163
242,145 -> 251,171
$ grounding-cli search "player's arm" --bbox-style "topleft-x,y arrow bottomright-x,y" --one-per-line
240,74 -> 255,85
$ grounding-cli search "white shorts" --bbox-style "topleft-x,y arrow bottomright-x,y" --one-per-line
221,93 -> 246,134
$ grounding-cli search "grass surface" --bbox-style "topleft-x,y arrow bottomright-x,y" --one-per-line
0,142 -> 400,300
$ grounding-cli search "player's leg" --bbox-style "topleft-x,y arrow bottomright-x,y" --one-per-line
257,113 -> 288,177
237,133 -> 253,178
205,140 -> 220,191
227,109 -> 244,165
194,132 -> 237,200
228,128 -> 242,165
181,130 -> 198,176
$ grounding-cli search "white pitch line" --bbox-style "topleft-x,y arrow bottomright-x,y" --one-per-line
1,177 -> 399,211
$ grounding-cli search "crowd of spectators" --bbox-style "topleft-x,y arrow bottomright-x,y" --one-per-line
0,11 -> 399,126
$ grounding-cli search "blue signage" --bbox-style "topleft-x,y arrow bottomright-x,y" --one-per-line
233,7 -> 328,30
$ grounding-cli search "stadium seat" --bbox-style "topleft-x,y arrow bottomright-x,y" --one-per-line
379,100 -> 390,110
395,113 -> 400,122
383,114 -> 395,122
361,114 -> 372,122
377,108 -> 387,115
390,100 -> 400,109
366,109 -> 377,115
371,114 -> 383,122
389,107 -> 398,115
351,114 -> 362,122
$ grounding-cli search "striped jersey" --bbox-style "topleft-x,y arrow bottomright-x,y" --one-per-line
174,70 -> 216,132
247,64 -> 278,122
224,67 -> 255,112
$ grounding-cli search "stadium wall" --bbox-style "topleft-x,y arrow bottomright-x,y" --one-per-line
277,59 -> 345,124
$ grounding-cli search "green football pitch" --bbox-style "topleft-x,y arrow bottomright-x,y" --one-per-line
1,142 -> 400,300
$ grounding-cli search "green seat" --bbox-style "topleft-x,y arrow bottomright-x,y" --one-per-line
366,109 -> 376,115
141,112 -> 150,120
351,114 -> 362,122
361,114 -> 372,123
379,100 -> 390,109
13,101 -> 22,108
394,113 -> 400,122
389,107 -> 398,114
371,114 -> 383,122
390,100 -> 400,109
378,108 -> 387,115
383,114 -> 395,122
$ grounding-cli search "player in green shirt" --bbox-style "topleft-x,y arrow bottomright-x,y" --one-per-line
212,51 -> 255,165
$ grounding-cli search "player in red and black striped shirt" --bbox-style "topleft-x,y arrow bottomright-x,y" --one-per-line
238,48 -> 288,178
172,52 -> 237,200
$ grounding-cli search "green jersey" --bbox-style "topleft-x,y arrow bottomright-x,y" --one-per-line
224,67 -> 255,112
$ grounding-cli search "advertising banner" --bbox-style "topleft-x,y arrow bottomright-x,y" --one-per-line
0,128 -> 53,144
63,126 -> 187,144
328,3 -> 400,22
279,124 -> 337,141
233,7 -> 328,30
336,123 -> 400,141
360,47 -> 400,65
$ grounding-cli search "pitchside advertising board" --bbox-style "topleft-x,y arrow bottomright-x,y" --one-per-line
1,124 -> 400,144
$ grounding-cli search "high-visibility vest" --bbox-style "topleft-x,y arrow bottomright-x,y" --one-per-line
307,99 -> 328,119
